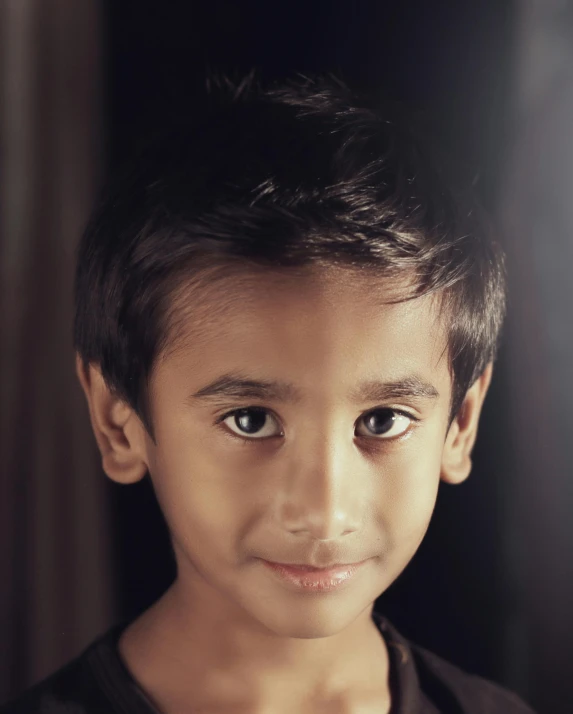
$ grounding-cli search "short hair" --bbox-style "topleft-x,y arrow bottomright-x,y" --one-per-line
73,72 -> 506,442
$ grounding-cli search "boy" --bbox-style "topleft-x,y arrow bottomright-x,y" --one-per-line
1,74 -> 536,713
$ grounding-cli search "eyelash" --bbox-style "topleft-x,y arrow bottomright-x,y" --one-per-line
214,406 -> 421,443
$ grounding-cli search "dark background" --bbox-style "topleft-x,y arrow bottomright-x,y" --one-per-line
105,0 -> 516,685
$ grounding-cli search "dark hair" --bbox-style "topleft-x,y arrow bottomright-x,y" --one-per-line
73,72 -> 506,441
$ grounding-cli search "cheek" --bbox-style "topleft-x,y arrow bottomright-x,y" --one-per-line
147,428 -> 256,561
380,437 -> 443,549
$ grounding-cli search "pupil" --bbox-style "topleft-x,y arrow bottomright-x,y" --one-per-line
366,410 -> 395,435
236,408 -> 266,434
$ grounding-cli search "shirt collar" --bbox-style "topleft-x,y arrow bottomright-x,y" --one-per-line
99,613 -> 439,714
372,610 -> 439,714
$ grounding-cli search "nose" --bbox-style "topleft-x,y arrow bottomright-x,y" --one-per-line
276,426 -> 366,541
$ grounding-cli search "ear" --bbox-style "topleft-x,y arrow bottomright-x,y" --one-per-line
75,353 -> 149,484
440,362 -> 493,485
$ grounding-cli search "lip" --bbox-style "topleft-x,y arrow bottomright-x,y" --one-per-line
261,559 -> 367,592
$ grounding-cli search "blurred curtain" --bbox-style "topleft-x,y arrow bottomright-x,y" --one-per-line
0,0 -> 116,703
501,0 -> 573,711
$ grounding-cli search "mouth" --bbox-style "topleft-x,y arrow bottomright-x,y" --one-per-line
260,559 -> 367,592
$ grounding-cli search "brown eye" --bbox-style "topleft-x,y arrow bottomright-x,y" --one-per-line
355,409 -> 412,439
222,408 -> 281,439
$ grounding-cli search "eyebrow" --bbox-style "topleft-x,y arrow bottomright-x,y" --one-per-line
188,372 -> 439,405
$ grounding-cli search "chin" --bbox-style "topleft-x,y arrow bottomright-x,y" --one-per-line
243,591 -> 375,640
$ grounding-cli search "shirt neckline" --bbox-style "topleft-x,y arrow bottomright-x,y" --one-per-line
87,611 -> 425,714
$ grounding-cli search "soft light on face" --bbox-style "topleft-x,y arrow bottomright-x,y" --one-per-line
142,267 -> 453,639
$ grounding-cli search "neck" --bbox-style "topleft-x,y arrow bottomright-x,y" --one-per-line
118,580 -> 391,712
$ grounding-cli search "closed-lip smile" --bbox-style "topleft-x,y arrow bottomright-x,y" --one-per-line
261,558 -> 368,592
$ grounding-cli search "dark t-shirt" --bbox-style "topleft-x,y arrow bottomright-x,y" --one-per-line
0,612 -> 535,713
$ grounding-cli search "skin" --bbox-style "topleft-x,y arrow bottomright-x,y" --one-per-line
76,266 -> 492,714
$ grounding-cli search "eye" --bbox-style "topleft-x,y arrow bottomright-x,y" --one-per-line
355,408 -> 414,439
220,407 -> 282,439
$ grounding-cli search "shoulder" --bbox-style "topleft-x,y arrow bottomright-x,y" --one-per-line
410,641 -> 537,714
373,613 -> 537,714
0,627 -> 125,714
0,659 -> 100,714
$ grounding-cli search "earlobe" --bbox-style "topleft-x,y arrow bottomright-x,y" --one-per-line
75,353 -> 149,485
440,363 -> 493,485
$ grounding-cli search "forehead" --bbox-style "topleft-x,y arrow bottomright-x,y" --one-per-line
155,265 -> 451,394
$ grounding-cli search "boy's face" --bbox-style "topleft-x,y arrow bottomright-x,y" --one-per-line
79,267 -> 491,639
